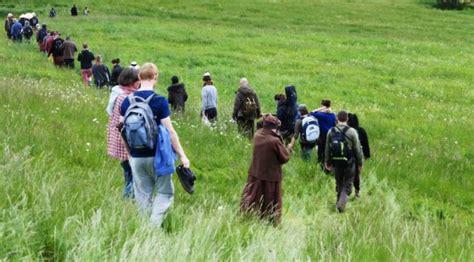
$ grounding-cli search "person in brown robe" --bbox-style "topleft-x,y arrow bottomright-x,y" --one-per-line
240,114 -> 290,224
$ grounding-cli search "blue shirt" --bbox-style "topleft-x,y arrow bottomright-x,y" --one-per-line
120,90 -> 170,158
311,111 -> 336,136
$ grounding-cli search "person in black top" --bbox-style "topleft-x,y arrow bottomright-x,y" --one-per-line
92,55 -> 110,88
48,33 -> 64,66
77,43 -> 95,86
49,8 -> 56,18
348,113 -> 371,198
71,5 -> 78,16
109,58 -> 123,87
167,76 -> 188,113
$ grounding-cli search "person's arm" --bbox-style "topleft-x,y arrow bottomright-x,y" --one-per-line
350,129 -> 364,169
360,128 -> 370,159
324,131 -> 332,171
201,88 -> 207,111
232,93 -> 241,120
275,139 -> 290,164
254,93 -> 262,118
287,119 -> 301,151
160,117 -> 190,168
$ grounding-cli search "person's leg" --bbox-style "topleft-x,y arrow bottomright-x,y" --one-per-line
129,157 -> 155,214
301,144 -> 312,161
354,168 -> 360,197
150,175 -> 174,226
81,70 -> 88,86
336,164 -> 355,212
120,160 -> 134,198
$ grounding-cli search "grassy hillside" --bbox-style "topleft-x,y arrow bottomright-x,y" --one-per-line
1,0 -> 473,260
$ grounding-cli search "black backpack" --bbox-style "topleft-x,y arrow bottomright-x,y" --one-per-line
329,126 -> 354,166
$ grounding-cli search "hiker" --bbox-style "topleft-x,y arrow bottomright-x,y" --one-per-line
201,72 -> 218,123
36,24 -> 47,51
325,111 -> 364,213
275,85 -> 298,142
49,8 -> 56,18
119,63 -> 190,226
311,100 -> 336,172
21,20 -> 33,43
48,33 -> 65,66
232,78 -> 261,139
167,76 -> 188,113
77,43 -> 95,86
10,19 -> 23,42
287,105 -> 319,161
109,58 -> 123,87
106,68 -> 140,198
43,31 -> 55,55
30,13 -> 38,27
348,113 -> 371,198
83,7 -> 90,16
61,36 -> 78,69
71,5 -> 78,16
240,114 -> 290,225
92,55 -> 110,88
4,13 -> 14,39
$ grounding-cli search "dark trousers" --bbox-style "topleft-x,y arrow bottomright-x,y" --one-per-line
120,160 -> 134,198
237,118 -> 255,139
204,107 -> 217,122
354,168 -> 360,192
334,163 -> 356,208
317,135 -> 326,164
64,59 -> 75,69
300,143 -> 316,161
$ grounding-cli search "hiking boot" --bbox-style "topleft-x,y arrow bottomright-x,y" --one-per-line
336,203 -> 345,213
176,165 -> 196,194
355,190 -> 360,199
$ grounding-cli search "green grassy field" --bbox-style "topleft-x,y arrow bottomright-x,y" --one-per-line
1,0 -> 473,260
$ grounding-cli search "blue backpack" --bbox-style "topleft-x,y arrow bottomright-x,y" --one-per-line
154,125 -> 176,176
122,94 -> 158,152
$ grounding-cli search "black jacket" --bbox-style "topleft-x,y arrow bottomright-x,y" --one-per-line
77,50 -> 95,69
167,83 -> 188,112
110,65 -> 123,86
348,113 -> 371,159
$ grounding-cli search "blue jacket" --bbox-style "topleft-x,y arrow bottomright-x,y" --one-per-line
311,111 -> 336,137
10,22 -> 22,38
154,125 -> 176,176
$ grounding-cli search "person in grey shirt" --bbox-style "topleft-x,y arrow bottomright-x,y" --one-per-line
201,72 -> 218,122
325,111 -> 364,213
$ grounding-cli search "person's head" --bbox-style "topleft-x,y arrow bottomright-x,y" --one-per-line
138,63 -> 158,81
347,113 -> 359,128
118,68 -> 139,87
298,104 -> 309,116
7,13 -> 13,19
337,111 -> 349,123
73,4 -> 76,7
171,75 -> 179,84
65,36 -> 70,41
111,58 -> 120,65
95,55 -> 102,64
240,77 -> 248,86
24,20 -> 30,26
41,23 -> 47,30
262,114 -> 281,130
82,43 -> 88,49
202,72 -> 212,84
321,99 -> 331,108
274,93 -> 285,102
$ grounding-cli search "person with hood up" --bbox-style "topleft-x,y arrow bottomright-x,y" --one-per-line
240,114 -> 290,225
10,19 -> 23,42
21,20 -> 33,43
232,78 -> 261,139
106,68 -> 140,198
4,13 -> 14,39
347,113 -> 371,198
167,76 -> 188,113
275,85 -> 298,142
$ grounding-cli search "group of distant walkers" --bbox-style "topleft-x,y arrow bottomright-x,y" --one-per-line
5,6 -> 371,226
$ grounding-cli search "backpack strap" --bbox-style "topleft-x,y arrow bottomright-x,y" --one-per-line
335,125 -> 359,162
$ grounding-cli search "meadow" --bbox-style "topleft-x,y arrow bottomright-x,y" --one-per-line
0,0 -> 473,260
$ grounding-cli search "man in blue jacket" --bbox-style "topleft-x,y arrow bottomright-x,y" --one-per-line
10,19 -> 23,42
311,100 -> 336,173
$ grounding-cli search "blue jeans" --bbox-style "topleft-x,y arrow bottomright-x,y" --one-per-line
300,143 -> 316,161
129,157 -> 174,226
120,160 -> 134,198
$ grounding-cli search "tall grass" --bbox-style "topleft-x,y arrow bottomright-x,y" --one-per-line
0,0 -> 473,260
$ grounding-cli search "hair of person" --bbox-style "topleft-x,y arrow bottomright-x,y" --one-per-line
66,36 -> 70,40
274,94 -> 285,101
347,113 -> 359,128
171,75 -> 179,84
96,55 -> 102,63
82,43 -> 88,49
299,107 -> 309,115
337,111 -> 349,122
118,68 -> 139,87
240,77 -> 248,86
42,24 -> 47,29
138,63 -> 158,81
321,99 -> 331,107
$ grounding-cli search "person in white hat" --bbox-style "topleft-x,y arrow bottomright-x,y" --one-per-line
129,61 -> 140,71
4,13 -> 15,39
